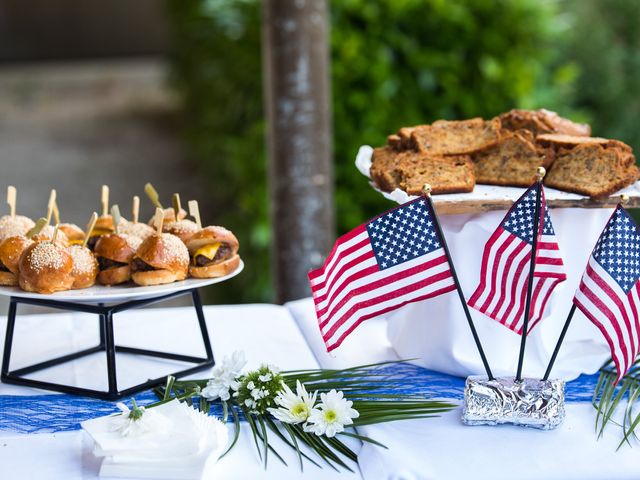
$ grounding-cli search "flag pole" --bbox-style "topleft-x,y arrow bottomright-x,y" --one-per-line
515,167 -> 546,382
423,184 -> 494,380
542,304 -> 577,380
542,194 -> 629,381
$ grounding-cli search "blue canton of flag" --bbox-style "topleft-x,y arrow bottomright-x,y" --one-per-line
366,199 -> 441,270
502,187 -> 555,244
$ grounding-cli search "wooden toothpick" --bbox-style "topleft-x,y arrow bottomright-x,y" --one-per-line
52,223 -> 60,244
145,183 -> 163,209
101,185 -> 109,217
154,207 -> 164,235
132,195 -> 140,224
52,201 -> 61,226
26,217 -> 47,239
83,212 -> 98,248
188,200 -> 202,229
7,186 -> 16,218
172,193 -> 182,219
111,205 -> 121,234
46,189 -> 57,225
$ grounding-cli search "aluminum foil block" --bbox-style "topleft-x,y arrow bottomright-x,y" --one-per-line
462,376 -> 565,430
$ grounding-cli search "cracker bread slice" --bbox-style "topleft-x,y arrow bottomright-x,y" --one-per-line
400,118 -> 501,155
544,143 -> 639,198
499,109 -> 591,136
472,130 -> 555,187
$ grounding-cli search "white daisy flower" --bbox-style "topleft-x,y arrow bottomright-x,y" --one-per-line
110,400 -> 167,437
201,350 -> 247,401
268,380 -> 317,424
304,389 -> 359,437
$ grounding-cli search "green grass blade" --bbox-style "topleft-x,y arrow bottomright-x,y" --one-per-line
219,404 -> 241,459
339,431 -> 388,449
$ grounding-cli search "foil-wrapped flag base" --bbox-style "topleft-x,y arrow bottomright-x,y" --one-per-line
462,376 -> 565,430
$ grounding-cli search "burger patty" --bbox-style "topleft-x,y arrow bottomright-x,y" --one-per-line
0,261 -> 9,272
97,257 -> 128,270
194,245 -> 232,267
86,236 -> 100,250
130,258 -> 157,272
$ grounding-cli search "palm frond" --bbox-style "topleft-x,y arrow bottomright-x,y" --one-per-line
593,358 -> 640,447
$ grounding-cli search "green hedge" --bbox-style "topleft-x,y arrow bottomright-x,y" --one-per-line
166,0 -> 576,303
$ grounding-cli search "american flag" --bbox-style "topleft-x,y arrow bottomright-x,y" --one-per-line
309,196 -> 456,352
468,185 -> 566,334
574,205 -> 640,383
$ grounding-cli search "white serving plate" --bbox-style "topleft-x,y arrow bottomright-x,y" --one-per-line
0,260 -> 244,304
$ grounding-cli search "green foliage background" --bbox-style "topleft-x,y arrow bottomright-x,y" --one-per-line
166,0 -> 625,304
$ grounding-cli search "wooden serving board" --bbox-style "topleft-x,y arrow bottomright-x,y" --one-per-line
355,145 -> 640,215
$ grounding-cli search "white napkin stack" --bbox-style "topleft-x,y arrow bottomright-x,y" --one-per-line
81,400 -> 229,479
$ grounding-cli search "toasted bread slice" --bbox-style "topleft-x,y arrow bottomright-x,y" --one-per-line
499,109 -> 591,136
399,118 -> 501,155
370,146 -> 475,195
536,134 -> 632,154
545,143 -> 639,198
398,155 -> 475,195
472,131 -> 555,187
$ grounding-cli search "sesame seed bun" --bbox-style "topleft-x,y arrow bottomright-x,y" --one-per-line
19,242 -> 74,294
0,215 -> 35,241
0,271 -> 17,286
67,244 -> 98,289
94,234 -> 141,285
186,226 -> 239,254
186,226 -> 240,279
163,219 -> 199,243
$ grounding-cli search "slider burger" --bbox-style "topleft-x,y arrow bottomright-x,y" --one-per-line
119,220 -> 155,241
130,233 -> 189,286
94,233 -> 142,285
67,244 -> 98,289
18,241 -> 74,294
32,225 -> 69,247
147,207 -> 187,226
86,215 -> 114,250
0,215 -> 35,242
59,223 -> 85,246
163,219 -> 199,243
0,236 -> 34,286
186,226 -> 240,278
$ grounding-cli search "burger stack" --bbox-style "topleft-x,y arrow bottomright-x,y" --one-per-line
0,186 -> 241,295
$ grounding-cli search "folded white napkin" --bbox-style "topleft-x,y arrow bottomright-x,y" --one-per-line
81,400 -> 228,479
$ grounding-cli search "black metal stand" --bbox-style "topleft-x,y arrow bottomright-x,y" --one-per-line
1,288 -> 214,401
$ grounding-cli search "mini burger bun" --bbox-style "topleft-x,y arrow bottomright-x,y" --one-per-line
59,223 -> 85,243
0,271 -> 17,286
94,234 -> 137,264
147,208 -> 187,226
186,226 -> 239,255
0,235 -> 34,274
97,265 -> 131,285
189,253 -> 240,279
19,242 -> 74,294
131,233 -> 189,286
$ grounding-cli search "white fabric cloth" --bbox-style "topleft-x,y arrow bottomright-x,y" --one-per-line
0,304 -> 361,480
288,297 -> 640,480
386,207 -> 613,380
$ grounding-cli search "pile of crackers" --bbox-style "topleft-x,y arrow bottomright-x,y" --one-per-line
370,109 -> 639,198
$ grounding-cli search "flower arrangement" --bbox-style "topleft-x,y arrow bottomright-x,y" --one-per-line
142,352 -> 455,471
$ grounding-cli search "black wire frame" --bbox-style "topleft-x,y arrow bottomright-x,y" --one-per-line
0,288 -> 215,401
